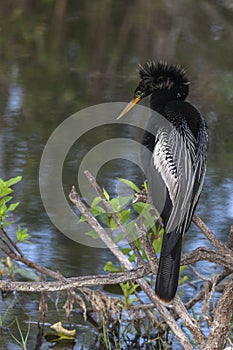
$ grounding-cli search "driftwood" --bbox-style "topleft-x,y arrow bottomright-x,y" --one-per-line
0,170 -> 233,350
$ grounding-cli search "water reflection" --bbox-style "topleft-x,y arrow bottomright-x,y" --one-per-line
0,0 -> 233,349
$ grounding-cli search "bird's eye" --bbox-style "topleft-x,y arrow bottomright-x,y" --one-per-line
135,90 -> 144,98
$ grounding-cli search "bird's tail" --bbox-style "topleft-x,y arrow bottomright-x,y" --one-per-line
155,233 -> 182,302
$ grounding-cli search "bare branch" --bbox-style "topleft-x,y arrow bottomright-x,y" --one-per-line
173,296 -> 206,347
192,215 -> 233,261
185,269 -> 232,310
0,266 -> 149,292
203,276 -> 233,350
135,223 -> 158,275
188,265 -> 211,282
227,225 -> 233,249
182,247 -> 233,271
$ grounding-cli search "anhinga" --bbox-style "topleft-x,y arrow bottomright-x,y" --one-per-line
117,61 -> 208,302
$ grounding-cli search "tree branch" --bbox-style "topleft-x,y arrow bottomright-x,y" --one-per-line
192,215 -> 233,260
0,266 -> 150,292
182,247 -> 233,271
203,276 -> 233,350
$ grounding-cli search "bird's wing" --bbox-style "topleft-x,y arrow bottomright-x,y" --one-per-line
184,118 -> 208,230
152,125 -> 196,234
145,105 -> 207,254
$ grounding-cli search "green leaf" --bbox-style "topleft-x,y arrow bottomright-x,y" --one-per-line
117,209 -> 130,224
132,202 -> 144,214
178,275 -> 188,286
128,283 -> 139,295
78,206 -> 106,223
118,195 -> 133,207
109,217 -> 118,230
0,196 -> 12,206
91,196 -> 102,207
120,247 -> 131,255
16,225 -> 31,243
191,308 -> 197,321
103,188 -> 110,201
152,236 -> 162,253
110,196 -> 132,212
143,180 -> 148,193
128,297 -> 138,304
97,213 -> 110,226
78,214 -> 86,223
129,253 -> 136,262
117,178 -> 140,192
8,202 -> 20,212
85,230 -> 99,239
14,268 -> 39,281
0,187 -> 12,197
115,232 -> 124,244
5,176 -> 22,187
109,198 -> 121,212
134,203 -> 155,230
90,206 -> 106,216
3,221 -> 12,227
104,261 -> 120,273
179,265 -> 187,274
0,203 -> 7,217
120,282 -> 128,295
125,221 -> 135,232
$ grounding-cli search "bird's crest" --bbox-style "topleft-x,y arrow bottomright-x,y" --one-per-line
138,60 -> 190,91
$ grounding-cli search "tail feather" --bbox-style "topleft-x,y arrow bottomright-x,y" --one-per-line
155,233 -> 182,302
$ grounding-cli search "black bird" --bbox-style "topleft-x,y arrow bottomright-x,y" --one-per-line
117,61 -> 208,302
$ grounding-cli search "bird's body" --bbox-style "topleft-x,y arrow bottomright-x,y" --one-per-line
117,61 -> 208,302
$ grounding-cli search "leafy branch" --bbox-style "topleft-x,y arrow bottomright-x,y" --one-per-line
0,174 -> 232,349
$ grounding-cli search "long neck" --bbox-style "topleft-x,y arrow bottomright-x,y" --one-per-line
142,90 -> 176,153
150,89 -> 180,114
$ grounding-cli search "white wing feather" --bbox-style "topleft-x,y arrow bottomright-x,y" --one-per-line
152,125 -> 200,234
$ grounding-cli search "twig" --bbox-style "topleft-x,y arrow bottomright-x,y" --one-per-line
173,296 -> 206,345
10,252 -> 67,281
1,227 -> 25,258
181,247 -> 233,271
135,223 -> 158,275
134,289 -> 167,331
188,265 -> 211,282
185,268 -> 232,310
192,215 -> 233,260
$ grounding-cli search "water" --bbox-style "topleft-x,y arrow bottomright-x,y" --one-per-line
0,1 -> 233,349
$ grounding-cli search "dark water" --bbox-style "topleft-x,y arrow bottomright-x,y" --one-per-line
0,1 -> 233,349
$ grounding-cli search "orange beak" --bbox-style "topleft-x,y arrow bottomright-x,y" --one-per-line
116,97 -> 141,120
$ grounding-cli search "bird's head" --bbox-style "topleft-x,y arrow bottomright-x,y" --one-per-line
117,60 -> 190,119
